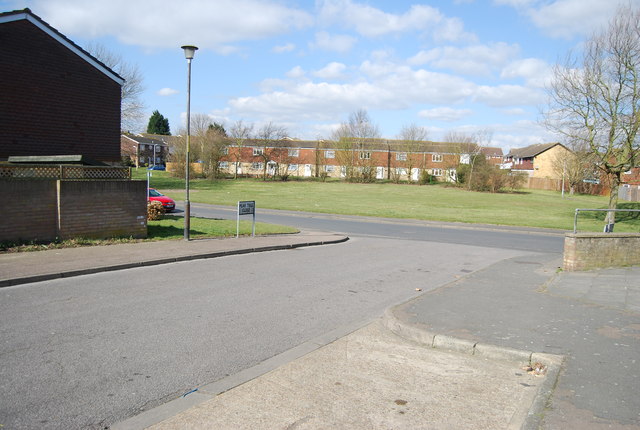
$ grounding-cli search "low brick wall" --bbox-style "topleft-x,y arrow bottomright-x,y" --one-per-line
58,181 -> 147,240
2,180 -> 58,242
0,180 -> 147,242
563,232 -> 640,271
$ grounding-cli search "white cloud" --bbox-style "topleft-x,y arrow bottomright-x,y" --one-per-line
286,66 -> 306,79
310,31 -> 357,53
434,17 -> 477,43
500,58 -> 552,88
313,62 -> 347,80
495,0 -> 639,39
316,0 -> 476,41
157,87 -> 178,96
222,60 -> 478,125
33,0 -> 313,51
409,43 -> 519,76
475,84 -> 545,107
501,108 -> 528,116
528,0 -> 618,38
273,43 -> 295,54
318,1 -> 441,36
419,107 -> 473,122
493,0 -> 535,6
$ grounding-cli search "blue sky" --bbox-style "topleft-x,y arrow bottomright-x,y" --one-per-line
3,0 -> 639,152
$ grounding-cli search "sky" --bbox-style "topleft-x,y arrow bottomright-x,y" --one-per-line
3,0 -> 639,153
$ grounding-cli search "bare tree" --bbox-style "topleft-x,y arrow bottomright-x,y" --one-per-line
86,43 -> 145,132
228,120 -> 254,179
398,123 -> 428,183
543,5 -> 640,227
331,109 -> 380,182
190,113 -> 214,137
443,131 -> 480,187
255,122 -> 288,180
552,139 -> 597,196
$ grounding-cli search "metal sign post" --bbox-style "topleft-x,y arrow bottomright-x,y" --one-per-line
237,201 -> 256,238
147,170 -> 151,201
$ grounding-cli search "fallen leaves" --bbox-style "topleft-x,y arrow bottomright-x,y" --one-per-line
522,362 -> 547,377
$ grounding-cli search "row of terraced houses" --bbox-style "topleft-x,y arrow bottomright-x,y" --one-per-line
122,133 -> 505,182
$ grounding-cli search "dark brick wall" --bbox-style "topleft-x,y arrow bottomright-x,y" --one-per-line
0,180 -> 147,242
1,180 -> 58,242
0,20 -> 121,162
59,181 -> 147,239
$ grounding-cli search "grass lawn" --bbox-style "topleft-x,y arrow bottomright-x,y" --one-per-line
138,169 -> 640,232
148,216 -> 298,239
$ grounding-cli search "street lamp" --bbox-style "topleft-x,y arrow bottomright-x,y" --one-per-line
152,144 -> 158,167
181,45 -> 198,241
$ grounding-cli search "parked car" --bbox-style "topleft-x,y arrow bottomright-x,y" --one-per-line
147,165 -> 166,171
148,188 -> 175,212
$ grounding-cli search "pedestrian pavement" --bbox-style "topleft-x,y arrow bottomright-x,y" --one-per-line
0,230 -> 348,287
1,231 -> 638,429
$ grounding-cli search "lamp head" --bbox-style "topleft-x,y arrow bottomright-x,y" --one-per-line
181,45 -> 198,60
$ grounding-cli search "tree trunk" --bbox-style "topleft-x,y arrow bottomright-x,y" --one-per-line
605,173 -> 621,225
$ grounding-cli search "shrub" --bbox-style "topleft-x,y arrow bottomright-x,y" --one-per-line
147,201 -> 165,221
419,170 -> 438,185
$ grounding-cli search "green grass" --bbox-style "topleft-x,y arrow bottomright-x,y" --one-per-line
137,169 -> 640,232
148,216 -> 298,239
1,215 -> 297,253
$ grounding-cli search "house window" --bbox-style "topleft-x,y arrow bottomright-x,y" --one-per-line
253,148 -> 264,156
288,164 -> 298,171
359,152 -> 371,160
325,165 -> 335,172
219,161 -> 229,169
251,162 -> 263,170
431,168 -> 443,176
325,150 -> 335,159
221,147 -> 229,155
395,168 -> 407,175
432,154 -> 443,162
288,149 -> 299,157
396,152 -> 407,161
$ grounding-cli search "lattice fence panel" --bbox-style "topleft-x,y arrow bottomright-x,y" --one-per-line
0,165 -> 130,180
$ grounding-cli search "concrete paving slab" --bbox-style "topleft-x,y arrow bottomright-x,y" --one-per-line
393,254 -> 640,427
146,321 -> 545,430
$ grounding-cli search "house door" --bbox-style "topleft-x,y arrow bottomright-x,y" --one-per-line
376,166 -> 384,179
267,161 -> 277,176
412,168 -> 419,181
304,164 -> 312,177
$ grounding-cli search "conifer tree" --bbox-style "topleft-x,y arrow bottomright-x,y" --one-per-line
146,110 -> 170,135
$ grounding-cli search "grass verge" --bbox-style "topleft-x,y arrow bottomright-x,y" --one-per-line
1,216 -> 298,253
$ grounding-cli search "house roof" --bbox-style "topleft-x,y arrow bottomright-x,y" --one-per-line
7,155 -> 108,166
240,138 -> 470,154
481,147 -> 503,157
507,142 -> 563,158
122,133 -> 169,147
139,133 -> 181,145
0,8 -> 124,86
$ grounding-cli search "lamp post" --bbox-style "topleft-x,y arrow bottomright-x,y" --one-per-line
152,144 -> 160,167
181,45 -> 198,241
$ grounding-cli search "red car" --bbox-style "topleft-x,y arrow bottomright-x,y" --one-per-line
148,188 -> 176,212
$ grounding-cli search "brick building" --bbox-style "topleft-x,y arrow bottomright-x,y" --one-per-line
0,8 -> 123,163
204,138 -> 492,182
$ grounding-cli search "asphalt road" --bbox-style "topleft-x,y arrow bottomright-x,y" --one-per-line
188,202 -> 566,253
0,209 -> 563,429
